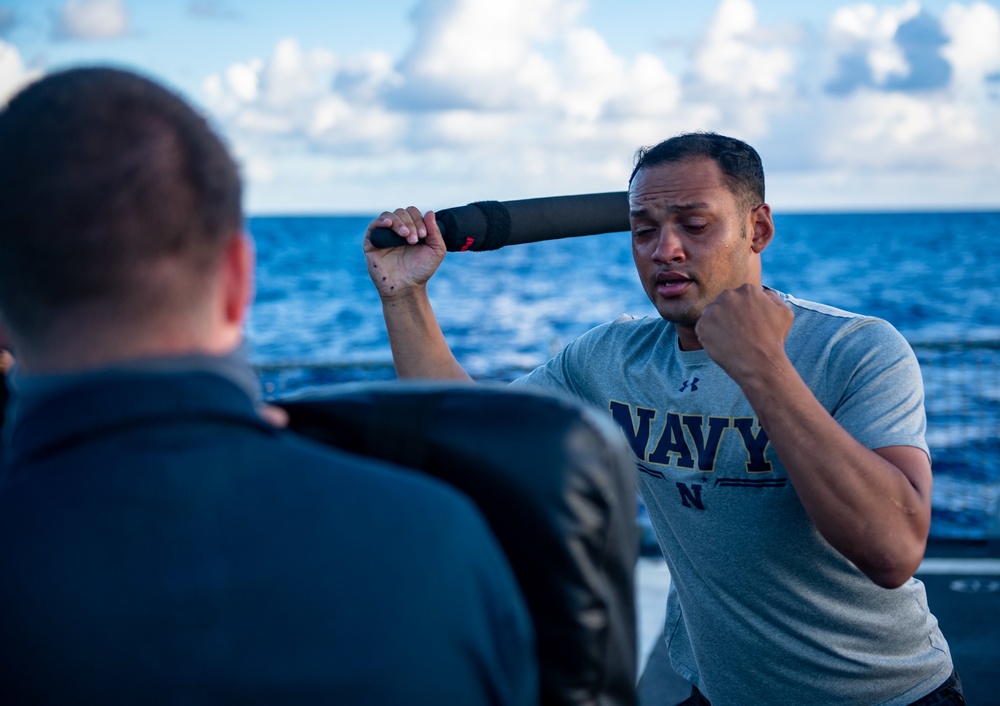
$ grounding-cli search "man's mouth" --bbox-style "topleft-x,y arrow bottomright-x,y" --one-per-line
655,272 -> 692,297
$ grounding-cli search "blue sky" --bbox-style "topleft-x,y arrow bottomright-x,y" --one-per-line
2,0 -> 999,214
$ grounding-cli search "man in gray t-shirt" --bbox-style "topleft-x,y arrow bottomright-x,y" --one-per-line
365,132 -> 960,705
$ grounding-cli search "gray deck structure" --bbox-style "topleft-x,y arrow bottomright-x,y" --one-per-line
921,538 -> 1000,705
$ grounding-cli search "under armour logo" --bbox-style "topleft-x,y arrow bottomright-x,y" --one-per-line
679,377 -> 699,393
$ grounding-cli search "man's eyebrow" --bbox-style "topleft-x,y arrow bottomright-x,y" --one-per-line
629,201 -> 710,217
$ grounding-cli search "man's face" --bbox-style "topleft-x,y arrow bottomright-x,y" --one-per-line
629,158 -> 770,346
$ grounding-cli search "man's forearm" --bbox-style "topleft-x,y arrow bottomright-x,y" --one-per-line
738,358 -> 931,588
381,287 -> 473,381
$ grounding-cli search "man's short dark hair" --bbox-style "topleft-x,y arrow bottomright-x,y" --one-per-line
629,132 -> 765,212
0,66 -> 242,341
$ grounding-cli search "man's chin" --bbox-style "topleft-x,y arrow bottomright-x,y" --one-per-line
656,304 -> 700,328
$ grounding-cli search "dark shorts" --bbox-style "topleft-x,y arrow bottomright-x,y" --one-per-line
678,670 -> 965,706
906,670 -> 965,706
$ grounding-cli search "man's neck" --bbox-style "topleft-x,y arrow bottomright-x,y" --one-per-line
12,320 -> 242,376
4,341 -> 260,433
676,324 -> 702,351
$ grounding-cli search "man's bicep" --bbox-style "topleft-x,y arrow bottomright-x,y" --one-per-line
830,320 -> 929,453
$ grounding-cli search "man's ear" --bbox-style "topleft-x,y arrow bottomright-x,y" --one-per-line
750,203 -> 775,254
0,318 -> 14,375
221,233 -> 255,327
0,314 -> 11,351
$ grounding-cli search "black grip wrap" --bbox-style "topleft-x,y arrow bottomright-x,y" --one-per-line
368,191 -> 629,251
434,203 -> 487,251
469,200 -> 512,251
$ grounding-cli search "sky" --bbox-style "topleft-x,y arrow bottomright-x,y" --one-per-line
1,0 -> 999,214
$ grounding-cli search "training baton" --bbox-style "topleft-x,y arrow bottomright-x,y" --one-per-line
369,191 -> 629,252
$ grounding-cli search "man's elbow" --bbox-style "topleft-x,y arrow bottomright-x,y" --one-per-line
866,566 -> 917,590
859,541 -> 927,589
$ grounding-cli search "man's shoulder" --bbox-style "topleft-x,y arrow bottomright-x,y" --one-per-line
777,292 -> 919,399
575,313 -> 670,346
5,370 -> 490,538
779,291 -> 865,321
607,312 -> 668,329
779,291 -> 904,342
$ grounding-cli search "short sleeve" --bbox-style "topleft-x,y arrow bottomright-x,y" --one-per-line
508,324 -> 612,398
825,318 -> 929,456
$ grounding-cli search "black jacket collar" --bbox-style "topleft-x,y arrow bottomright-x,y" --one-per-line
2,371 -> 275,473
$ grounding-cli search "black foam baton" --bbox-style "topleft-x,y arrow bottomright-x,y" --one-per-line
369,191 -> 629,251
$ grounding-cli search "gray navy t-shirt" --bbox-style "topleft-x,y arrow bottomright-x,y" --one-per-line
512,290 -> 952,705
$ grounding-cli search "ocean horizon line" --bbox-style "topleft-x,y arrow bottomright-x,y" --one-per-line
246,206 -> 1000,220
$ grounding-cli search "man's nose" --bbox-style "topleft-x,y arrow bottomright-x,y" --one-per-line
652,227 -> 684,263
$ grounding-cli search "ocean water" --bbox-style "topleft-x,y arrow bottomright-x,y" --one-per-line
246,211 -> 1000,539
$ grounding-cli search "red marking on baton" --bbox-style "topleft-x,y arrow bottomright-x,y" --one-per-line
459,237 -> 475,252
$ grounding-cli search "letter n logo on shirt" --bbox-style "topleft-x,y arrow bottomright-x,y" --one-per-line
676,482 -> 705,510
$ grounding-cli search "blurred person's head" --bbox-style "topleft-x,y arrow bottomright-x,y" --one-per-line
0,66 -> 250,373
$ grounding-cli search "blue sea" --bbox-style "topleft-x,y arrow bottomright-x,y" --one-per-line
246,211 -> 1000,539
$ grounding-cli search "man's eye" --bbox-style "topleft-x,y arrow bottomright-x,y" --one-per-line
683,222 -> 708,233
632,227 -> 656,238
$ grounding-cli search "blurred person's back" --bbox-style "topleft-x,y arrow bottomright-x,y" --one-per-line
0,67 -> 536,705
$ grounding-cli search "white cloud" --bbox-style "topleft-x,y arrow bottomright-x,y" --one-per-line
392,0 -> 581,111
693,0 -> 796,96
258,38 -> 337,112
202,37 -> 405,154
0,41 -> 41,106
54,0 -> 129,40
196,0 -> 1000,212
203,0 -> 693,201
941,1 -> 1000,87
829,1 -> 920,78
685,0 -> 797,136
818,90 -> 989,169
807,1 -> 1000,173
225,61 -> 260,103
